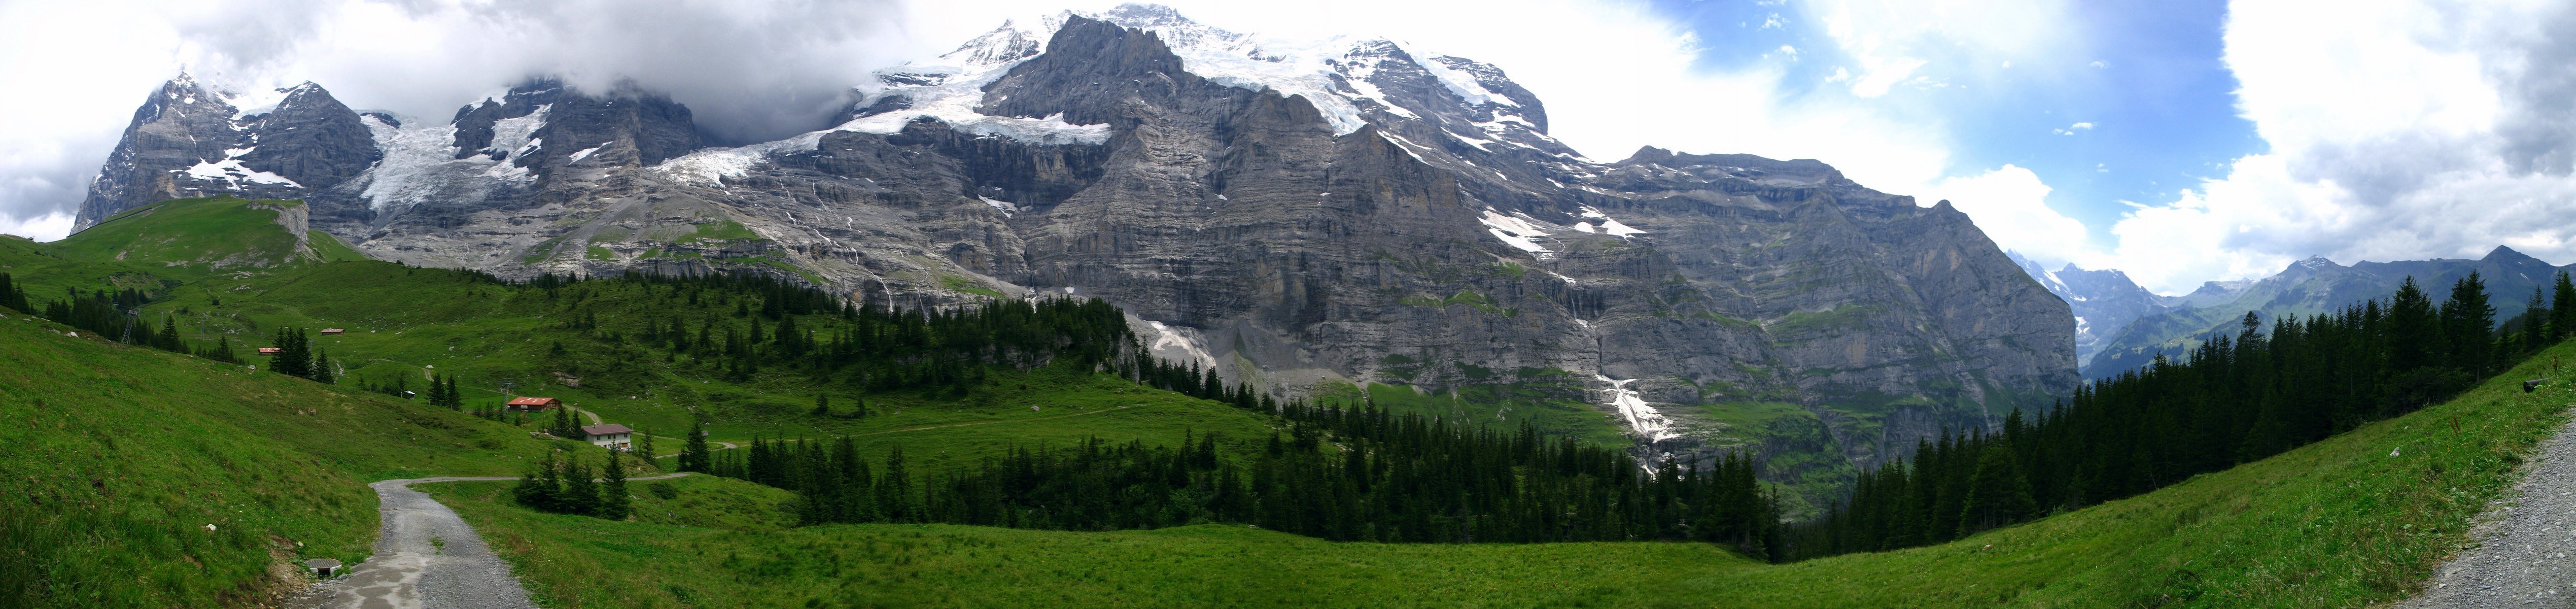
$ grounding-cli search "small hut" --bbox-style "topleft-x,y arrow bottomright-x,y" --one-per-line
506,397 -> 563,413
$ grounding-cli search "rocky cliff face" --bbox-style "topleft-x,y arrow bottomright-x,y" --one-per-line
79,76 -> 376,230
72,5 -> 2077,490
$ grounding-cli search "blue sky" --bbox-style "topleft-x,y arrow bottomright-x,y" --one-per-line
1652,0 -> 2262,257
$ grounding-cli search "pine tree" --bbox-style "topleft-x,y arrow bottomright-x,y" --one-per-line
2554,270 -> 2576,344
2442,272 -> 2496,375
553,407 -> 576,438
311,348 -> 335,384
1957,442 -> 2038,535
562,457 -> 601,516
269,328 -> 312,379
600,451 -> 632,520
681,420 -> 712,473
2528,286 -> 2550,354
879,445 -> 914,522
638,431 -> 659,470
515,454 -> 564,512
0,273 -> 27,313
812,395 -> 831,417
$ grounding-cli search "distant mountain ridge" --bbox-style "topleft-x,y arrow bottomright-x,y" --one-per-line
2014,247 -> 2570,378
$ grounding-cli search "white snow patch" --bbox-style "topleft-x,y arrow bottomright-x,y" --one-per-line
567,143 -> 609,162
980,196 -> 1019,217
1478,208 -> 1557,260
1596,376 -> 1680,442
176,158 -> 302,188
655,147 -> 768,188
484,106 -> 549,157
1146,321 -> 1219,370
1598,217 -> 1645,238
1577,206 -> 1644,238
352,112 -> 534,211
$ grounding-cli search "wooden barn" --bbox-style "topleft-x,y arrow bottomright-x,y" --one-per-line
506,397 -> 562,413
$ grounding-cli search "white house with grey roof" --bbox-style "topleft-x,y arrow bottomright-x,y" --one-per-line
579,424 -> 634,451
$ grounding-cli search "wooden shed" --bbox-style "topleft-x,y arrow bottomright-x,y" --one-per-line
319,328 -> 345,335
506,397 -> 563,413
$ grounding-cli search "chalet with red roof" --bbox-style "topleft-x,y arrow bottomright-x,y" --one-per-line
506,397 -> 562,413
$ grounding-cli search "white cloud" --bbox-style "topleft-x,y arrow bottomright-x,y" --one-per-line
1927,164 -> 2095,267
1804,0 -> 2073,97
2098,0 -> 2576,294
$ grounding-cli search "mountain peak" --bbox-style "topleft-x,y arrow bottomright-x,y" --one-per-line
2485,245 -> 2539,263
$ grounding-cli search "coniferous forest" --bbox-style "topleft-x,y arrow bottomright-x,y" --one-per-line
1787,272 -> 2573,559
698,403 -> 1783,558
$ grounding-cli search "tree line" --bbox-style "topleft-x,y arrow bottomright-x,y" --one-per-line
511,451 -> 633,521
1787,271 -> 2567,559
689,387 -> 1786,559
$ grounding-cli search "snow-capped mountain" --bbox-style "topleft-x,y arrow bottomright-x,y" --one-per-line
2009,253 -> 2175,369
79,75 -> 379,229
71,5 -> 2077,481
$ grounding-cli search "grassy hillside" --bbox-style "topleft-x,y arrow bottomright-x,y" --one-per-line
422,473 -> 1755,609
414,336 -> 2576,607
0,308 -> 566,607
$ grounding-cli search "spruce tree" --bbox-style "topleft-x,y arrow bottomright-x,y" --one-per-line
511,459 -> 552,510
270,328 -> 311,379
311,348 -> 335,384
812,395 -> 831,417
681,420 -> 712,472
2442,272 -> 2495,375
562,457 -> 600,516
2529,286 -> 2550,354
600,451 -> 632,520
879,445 -> 914,522
1957,443 -> 2038,535
2555,270 -> 2576,344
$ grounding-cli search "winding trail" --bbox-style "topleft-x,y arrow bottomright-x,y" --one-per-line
2404,414 -> 2576,607
291,473 -> 690,609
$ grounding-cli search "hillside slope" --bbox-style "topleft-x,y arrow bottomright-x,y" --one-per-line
419,331 -> 2576,607
0,309 -> 556,607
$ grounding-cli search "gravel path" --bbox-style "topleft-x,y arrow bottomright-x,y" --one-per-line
2403,414 -> 2576,607
291,473 -> 690,609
